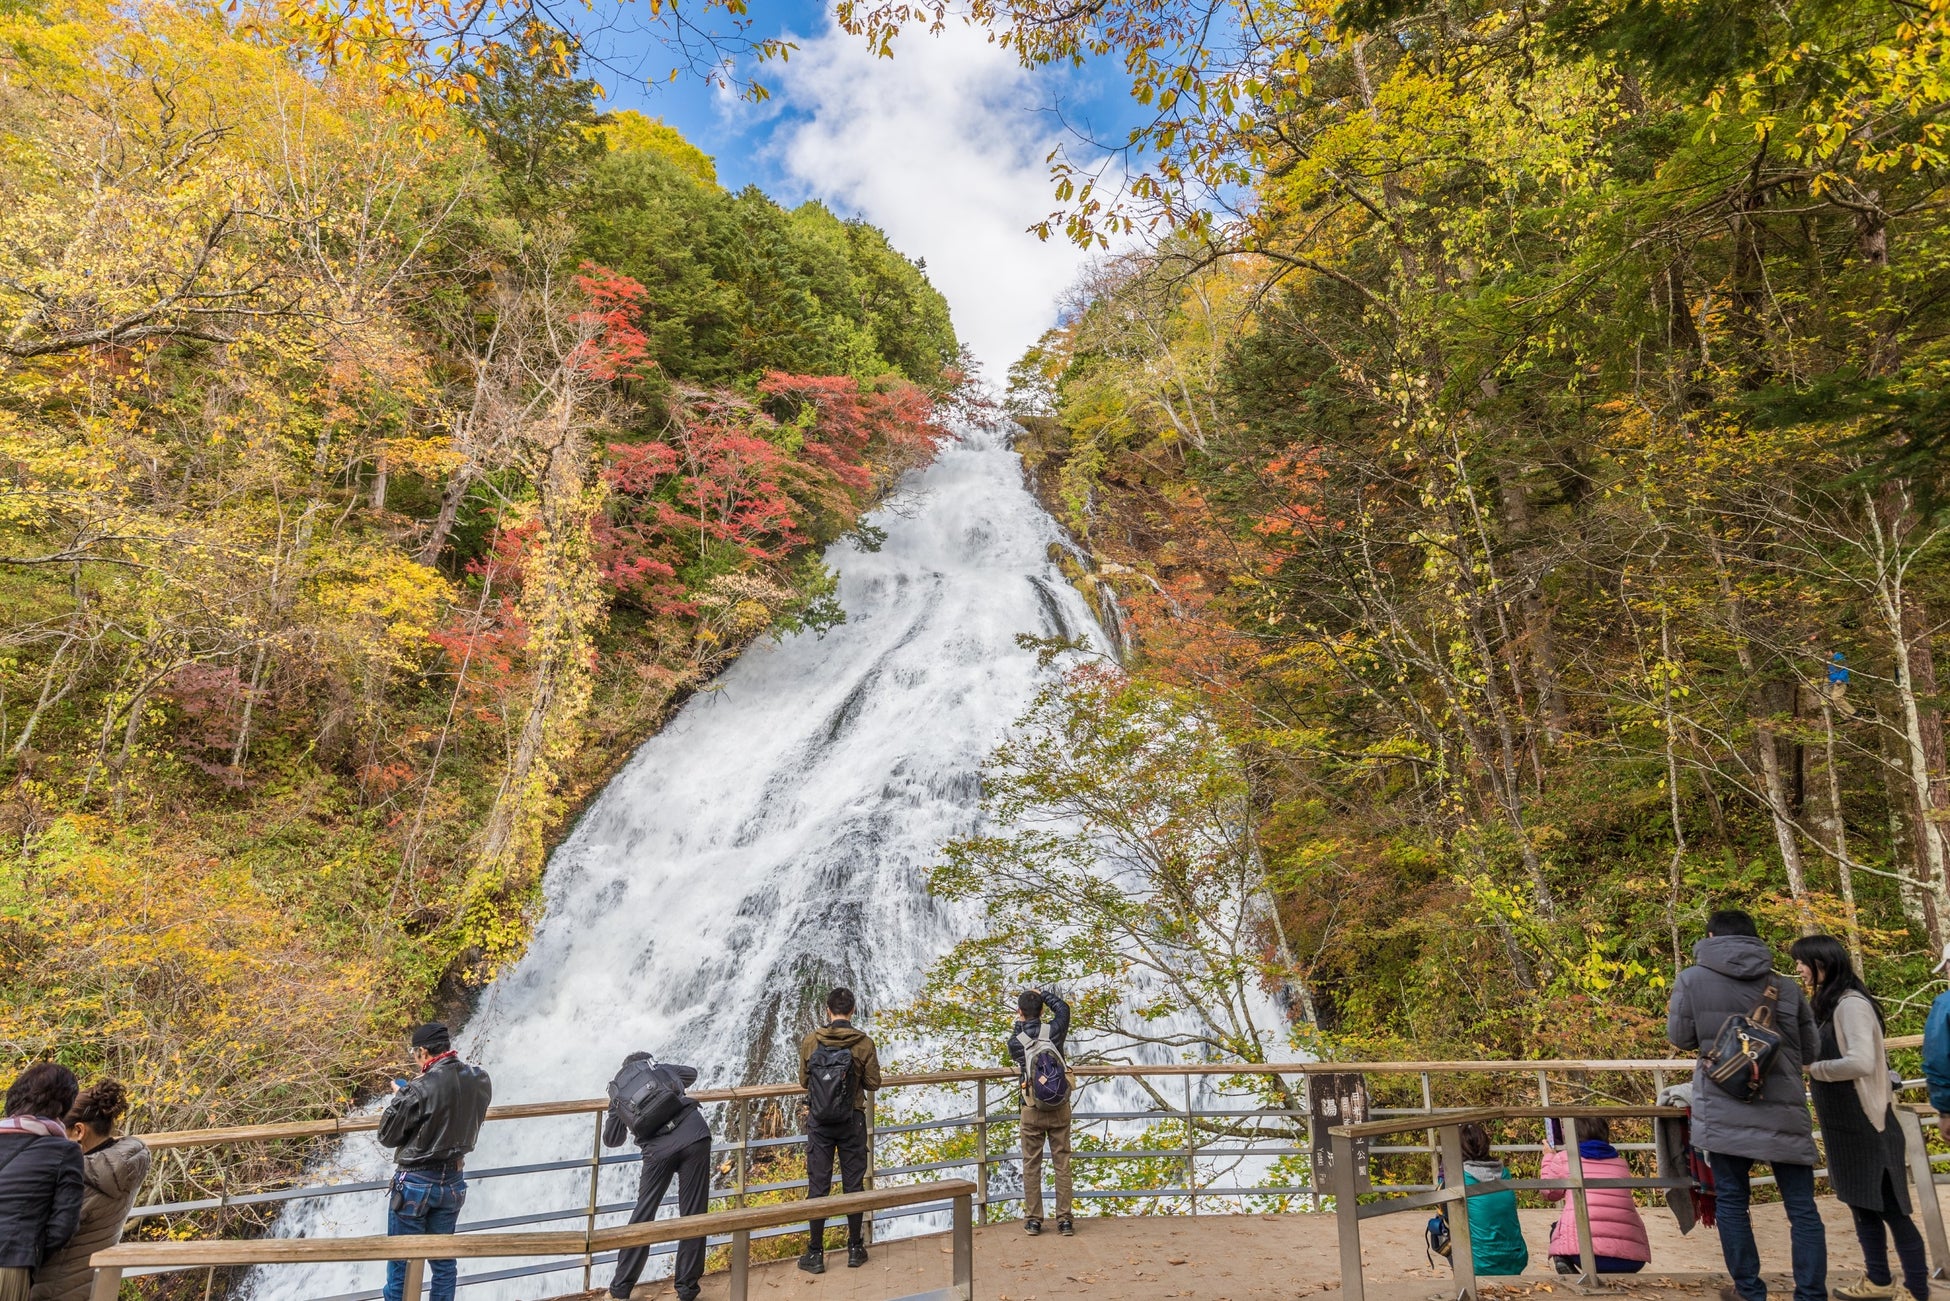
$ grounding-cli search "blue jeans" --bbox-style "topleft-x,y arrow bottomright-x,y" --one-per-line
384,1169 -> 467,1301
1710,1152 -> 1827,1301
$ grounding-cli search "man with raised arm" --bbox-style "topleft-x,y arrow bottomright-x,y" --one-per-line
1010,988 -> 1074,1238
377,1023 -> 492,1301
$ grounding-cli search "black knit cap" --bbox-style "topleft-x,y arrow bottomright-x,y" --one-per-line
410,1022 -> 451,1050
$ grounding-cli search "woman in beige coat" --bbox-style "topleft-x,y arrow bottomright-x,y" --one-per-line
29,1082 -> 150,1301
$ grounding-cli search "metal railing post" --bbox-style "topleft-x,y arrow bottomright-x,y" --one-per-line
1332,1129 -> 1366,1301
734,1098 -> 749,1210
1898,1108 -> 1950,1278
864,1090 -> 878,1246
729,1228 -> 750,1301
953,1191 -> 974,1301
1439,1120 -> 1478,1301
1306,1086 -> 1321,1210
1562,1116 -> 1599,1286
1184,1073 -> 1198,1216
583,1109 -> 603,1291
1421,1072 -> 1436,1186
89,1266 -> 123,1301
975,1078 -> 991,1226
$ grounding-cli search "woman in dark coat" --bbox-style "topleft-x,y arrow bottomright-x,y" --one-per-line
30,1080 -> 151,1301
0,1064 -> 84,1301
1791,935 -> 1927,1301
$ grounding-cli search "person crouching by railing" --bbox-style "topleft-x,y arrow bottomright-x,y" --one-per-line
1539,1115 -> 1650,1275
377,1023 -> 492,1301
28,1079 -> 151,1301
0,1064 -> 83,1301
1451,1122 -> 1527,1275
1793,934 -> 1928,1301
602,1053 -> 711,1301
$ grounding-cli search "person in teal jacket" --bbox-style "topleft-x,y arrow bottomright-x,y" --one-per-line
1923,943 -> 1950,1142
1456,1121 -> 1530,1276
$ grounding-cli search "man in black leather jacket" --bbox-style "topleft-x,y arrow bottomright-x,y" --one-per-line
377,1023 -> 492,1301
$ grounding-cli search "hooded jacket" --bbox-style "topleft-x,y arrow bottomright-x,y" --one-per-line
1921,989 -> 1950,1115
378,1055 -> 493,1171
1458,1159 -> 1529,1276
1540,1144 -> 1651,1262
797,1021 -> 881,1114
29,1137 -> 152,1301
0,1131 -> 83,1270
1667,934 -> 1820,1165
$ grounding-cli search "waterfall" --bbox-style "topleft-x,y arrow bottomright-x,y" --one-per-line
248,421 -> 1114,1301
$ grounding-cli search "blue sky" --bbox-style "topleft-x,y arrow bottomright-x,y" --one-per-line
566,2 -> 1146,378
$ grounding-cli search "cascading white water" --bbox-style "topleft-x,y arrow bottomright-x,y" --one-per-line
249,422 -> 1115,1301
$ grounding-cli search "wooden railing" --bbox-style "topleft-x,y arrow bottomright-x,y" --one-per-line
91,1180 -> 977,1301
1327,1097 -> 1950,1301
117,1039 -> 1935,1300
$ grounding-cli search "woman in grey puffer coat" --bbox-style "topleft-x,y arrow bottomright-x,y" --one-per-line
29,1081 -> 150,1301
1667,910 -> 1827,1301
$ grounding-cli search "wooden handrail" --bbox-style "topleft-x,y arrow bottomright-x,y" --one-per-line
138,1039 -> 1928,1151
91,1181 -> 974,1268
1328,1103 -> 1687,1142
90,1180 -> 980,1301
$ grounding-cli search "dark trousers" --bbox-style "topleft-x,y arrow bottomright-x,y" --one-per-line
1852,1188 -> 1929,1300
806,1110 -> 869,1250
1552,1255 -> 1646,1274
1710,1152 -> 1828,1301
610,1134 -> 713,1299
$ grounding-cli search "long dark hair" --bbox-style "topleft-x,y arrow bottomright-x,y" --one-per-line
1789,934 -> 1884,1028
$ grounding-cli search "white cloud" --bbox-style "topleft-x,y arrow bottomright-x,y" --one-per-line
766,19 -> 1095,379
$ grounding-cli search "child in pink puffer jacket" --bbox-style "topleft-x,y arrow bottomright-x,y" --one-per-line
1539,1116 -> 1652,1274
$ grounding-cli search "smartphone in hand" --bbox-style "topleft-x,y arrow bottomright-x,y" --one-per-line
1545,1117 -> 1564,1148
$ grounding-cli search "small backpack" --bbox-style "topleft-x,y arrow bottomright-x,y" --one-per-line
1702,981 -> 1785,1102
609,1057 -> 686,1142
1424,1209 -> 1452,1264
1016,1025 -> 1073,1111
805,1042 -> 858,1126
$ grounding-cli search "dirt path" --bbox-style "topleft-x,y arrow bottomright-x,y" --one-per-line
628,1198 -> 1861,1301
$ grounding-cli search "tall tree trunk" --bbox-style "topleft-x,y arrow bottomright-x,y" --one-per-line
419,464 -> 476,568
1500,479 -> 1569,744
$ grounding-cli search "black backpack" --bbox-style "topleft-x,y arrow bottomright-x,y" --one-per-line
609,1057 -> 687,1142
805,1042 -> 857,1126
1702,981 -> 1786,1102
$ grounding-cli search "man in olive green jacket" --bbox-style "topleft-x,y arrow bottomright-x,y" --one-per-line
797,988 -> 882,1275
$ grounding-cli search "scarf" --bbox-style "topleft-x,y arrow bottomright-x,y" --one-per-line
0,1115 -> 69,1138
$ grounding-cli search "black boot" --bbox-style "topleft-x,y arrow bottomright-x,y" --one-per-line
1024,1217 -> 1042,1236
848,1242 -> 870,1269
797,1250 -> 826,1275
1058,1217 -> 1074,1236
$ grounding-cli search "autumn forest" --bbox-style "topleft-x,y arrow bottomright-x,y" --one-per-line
7,0 -> 1950,1154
